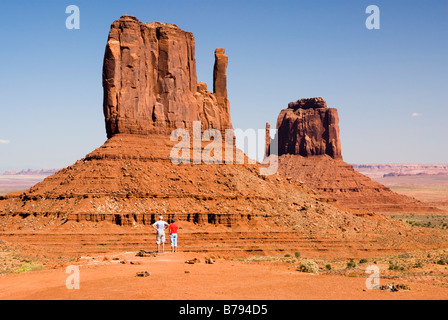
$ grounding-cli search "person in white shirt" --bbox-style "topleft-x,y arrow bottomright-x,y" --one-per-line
152,216 -> 169,253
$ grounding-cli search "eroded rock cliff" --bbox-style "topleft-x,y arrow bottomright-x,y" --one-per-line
103,15 -> 232,138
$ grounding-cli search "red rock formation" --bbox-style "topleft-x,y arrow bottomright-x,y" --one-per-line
213,48 -> 231,130
1,16 -> 350,231
103,15 -> 232,138
265,122 -> 271,157
271,97 -> 342,159
270,97 -> 442,215
1,16 -> 447,258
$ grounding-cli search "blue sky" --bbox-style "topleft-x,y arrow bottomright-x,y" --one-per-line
0,0 -> 447,172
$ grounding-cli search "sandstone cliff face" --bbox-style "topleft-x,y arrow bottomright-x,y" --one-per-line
103,15 -> 232,138
268,97 -> 342,159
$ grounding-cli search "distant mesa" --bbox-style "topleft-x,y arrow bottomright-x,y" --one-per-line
2,169 -> 60,176
352,164 -> 448,179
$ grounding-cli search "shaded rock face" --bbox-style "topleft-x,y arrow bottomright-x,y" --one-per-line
103,15 -> 232,138
271,97 -> 342,159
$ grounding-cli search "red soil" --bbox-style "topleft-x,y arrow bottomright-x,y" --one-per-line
1,250 -> 448,300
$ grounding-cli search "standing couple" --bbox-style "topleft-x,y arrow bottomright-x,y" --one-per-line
152,216 -> 178,253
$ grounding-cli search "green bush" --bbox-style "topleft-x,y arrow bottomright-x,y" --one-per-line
14,263 -> 44,273
414,260 -> 424,268
389,261 -> 405,271
297,260 -> 319,273
325,264 -> 332,271
397,283 -> 411,291
346,259 -> 356,269
359,259 -> 368,264
294,252 -> 301,260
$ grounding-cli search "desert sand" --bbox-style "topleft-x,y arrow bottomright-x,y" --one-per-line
2,244 -> 448,300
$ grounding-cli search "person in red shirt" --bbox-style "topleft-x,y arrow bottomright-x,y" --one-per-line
169,219 -> 179,253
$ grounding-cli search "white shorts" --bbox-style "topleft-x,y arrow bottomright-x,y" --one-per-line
156,230 -> 166,245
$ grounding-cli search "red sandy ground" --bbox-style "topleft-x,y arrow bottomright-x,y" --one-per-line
2,251 -> 448,300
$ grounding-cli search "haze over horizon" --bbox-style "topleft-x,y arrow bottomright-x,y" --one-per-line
0,0 -> 447,172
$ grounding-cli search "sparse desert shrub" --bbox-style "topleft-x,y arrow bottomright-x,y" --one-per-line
14,263 -> 44,273
413,260 -> 424,268
297,260 -> 319,273
325,264 -> 332,271
346,259 -> 356,269
436,259 -> 446,265
284,254 -> 291,258
359,259 -> 368,264
388,261 -> 405,271
397,283 -> 411,291
294,252 -> 301,260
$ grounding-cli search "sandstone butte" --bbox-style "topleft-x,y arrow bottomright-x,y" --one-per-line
266,97 -> 443,215
0,16 -> 446,258
103,16 -> 232,137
